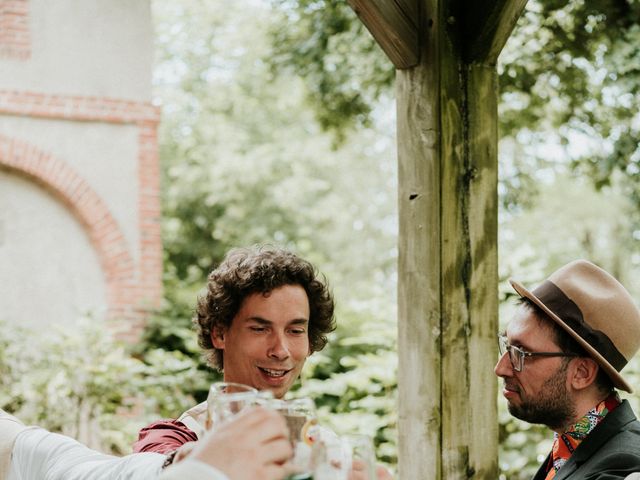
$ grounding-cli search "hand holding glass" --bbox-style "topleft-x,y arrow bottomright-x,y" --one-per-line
206,382 -> 269,430
265,397 -> 318,479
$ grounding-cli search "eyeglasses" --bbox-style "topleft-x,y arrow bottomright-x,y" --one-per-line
498,335 -> 579,372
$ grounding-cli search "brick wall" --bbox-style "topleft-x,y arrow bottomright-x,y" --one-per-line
0,91 -> 162,340
0,0 -> 31,60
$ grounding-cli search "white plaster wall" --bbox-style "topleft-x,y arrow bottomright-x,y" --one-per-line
0,116 -> 141,267
0,0 -> 153,101
0,170 -> 107,328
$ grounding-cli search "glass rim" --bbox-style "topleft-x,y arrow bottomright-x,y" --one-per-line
208,381 -> 258,394
208,381 -> 260,401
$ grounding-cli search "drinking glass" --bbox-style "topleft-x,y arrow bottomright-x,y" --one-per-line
311,431 -> 351,480
206,381 -> 264,430
267,397 -> 318,480
342,434 -> 377,480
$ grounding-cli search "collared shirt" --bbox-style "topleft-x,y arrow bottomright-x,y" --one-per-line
134,420 -> 199,454
545,393 -> 621,479
133,402 -> 206,454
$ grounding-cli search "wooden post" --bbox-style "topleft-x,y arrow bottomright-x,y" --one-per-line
397,2 -> 500,478
348,0 -> 528,477
396,9 -> 443,475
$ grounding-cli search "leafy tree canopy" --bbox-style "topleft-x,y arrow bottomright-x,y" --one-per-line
269,0 -> 640,214
269,0 -> 394,136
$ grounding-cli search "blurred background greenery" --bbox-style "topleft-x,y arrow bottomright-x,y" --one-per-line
2,1 -> 640,478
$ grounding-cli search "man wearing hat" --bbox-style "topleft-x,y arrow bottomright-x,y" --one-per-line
495,259 -> 640,479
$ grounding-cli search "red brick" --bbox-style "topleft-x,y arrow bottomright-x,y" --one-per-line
0,93 -> 162,341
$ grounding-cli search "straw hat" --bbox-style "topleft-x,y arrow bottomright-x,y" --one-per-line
510,259 -> 640,392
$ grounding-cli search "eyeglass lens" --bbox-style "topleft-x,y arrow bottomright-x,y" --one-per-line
498,336 -> 522,372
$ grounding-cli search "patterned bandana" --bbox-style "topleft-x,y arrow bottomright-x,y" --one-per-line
544,393 -> 621,479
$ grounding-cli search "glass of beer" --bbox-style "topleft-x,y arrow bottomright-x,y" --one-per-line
267,397 -> 318,479
206,382 -> 266,430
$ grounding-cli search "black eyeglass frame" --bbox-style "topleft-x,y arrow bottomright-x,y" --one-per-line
497,334 -> 579,372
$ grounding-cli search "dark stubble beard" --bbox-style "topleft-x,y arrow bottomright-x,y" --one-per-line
507,360 -> 576,430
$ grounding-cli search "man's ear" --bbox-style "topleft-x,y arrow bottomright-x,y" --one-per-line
570,357 -> 599,390
211,326 -> 226,349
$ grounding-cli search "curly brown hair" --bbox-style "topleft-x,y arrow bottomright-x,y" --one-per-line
194,245 -> 336,370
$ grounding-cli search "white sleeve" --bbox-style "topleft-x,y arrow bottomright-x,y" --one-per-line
158,459 -> 229,480
9,427 -> 165,480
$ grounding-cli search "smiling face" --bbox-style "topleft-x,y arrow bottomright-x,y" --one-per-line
494,307 -> 576,430
211,284 -> 311,399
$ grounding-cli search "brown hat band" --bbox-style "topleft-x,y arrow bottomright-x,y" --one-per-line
533,280 -> 627,371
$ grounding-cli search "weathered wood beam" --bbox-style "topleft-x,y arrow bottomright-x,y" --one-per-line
396,15 -> 441,477
440,61 -> 500,478
397,0 -> 499,478
461,0 -> 528,64
347,0 -> 419,69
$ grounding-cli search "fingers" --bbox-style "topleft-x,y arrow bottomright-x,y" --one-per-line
261,436 -> 293,465
221,406 -> 288,439
191,406 -> 294,480
352,458 -> 367,471
375,464 -> 394,480
349,460 -> 394,480
348,458 -> 367,480
348,468 -> 367,480
262,462 -> 297,480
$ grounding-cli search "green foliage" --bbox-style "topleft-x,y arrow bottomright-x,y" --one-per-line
293,312 -> 398,465
0,319 -> 205,454
266,0 -> 640,221
499,1 -> 640,135
134,294 -> 221,404
499,1 -> 640,216
268,0 -> 394,137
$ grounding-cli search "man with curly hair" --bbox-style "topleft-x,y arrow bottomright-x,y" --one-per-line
133,245 -> 336,455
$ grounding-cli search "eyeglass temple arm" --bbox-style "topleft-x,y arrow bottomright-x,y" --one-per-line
524,352 -> 580,358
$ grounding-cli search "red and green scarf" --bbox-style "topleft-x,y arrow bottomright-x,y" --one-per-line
544,393 -> 620,479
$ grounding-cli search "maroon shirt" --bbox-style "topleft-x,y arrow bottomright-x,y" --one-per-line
133,419 -> 198,454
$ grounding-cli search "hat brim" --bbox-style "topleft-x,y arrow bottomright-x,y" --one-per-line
510,279 -> 632,393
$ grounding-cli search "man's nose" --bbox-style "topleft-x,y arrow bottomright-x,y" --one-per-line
494,351 -> 513,377
268,333 -> 290,360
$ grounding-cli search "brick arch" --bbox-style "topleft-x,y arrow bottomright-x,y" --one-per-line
0,134 -> 135,321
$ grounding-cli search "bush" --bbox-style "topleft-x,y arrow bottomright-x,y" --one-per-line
0,318 -> 207,454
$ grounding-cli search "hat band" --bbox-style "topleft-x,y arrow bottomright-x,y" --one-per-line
533,280 -> 627,372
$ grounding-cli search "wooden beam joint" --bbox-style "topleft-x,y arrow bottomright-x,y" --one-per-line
347,0 -> 420,69
461,0 -> 528,64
